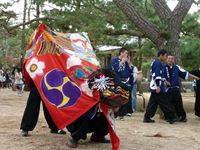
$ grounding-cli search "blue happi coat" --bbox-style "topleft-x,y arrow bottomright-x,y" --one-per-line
149,58 -> 166,93
163,64 -> 189,92
111,57 -> 133,88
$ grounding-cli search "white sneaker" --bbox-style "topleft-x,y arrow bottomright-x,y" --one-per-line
126,113 -> 132,117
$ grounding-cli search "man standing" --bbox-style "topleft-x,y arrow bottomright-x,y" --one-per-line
111,48 -> 133,120
143,49 -> 177,124
128,56 -> 141,112
163,54 -> 199,122
189,69 -> 200,117
130,64 -> 141,112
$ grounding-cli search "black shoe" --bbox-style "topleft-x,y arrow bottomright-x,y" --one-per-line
119,116 -> 125,121
21,130 -> 28,137
169,118 -> 178,124
143,117 -> 155,123
90,133 -> 110,143
50,129 -> 66,135
179,118 -> 187,122
67,136 -> 78,148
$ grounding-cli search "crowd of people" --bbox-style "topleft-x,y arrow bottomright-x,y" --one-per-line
0,67 -> 24,96
0,68 -> 13,88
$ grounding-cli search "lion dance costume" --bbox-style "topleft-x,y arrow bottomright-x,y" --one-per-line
23,23 -> 129,150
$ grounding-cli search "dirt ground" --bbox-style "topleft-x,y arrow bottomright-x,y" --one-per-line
0,88 -> 200,150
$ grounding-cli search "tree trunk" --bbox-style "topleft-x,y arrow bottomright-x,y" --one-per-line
113,0 -> 194,66
138,37 -> 143,70
20,0 -> 27,68
152,0 -> 193,65
113,0 -> 165,48
165,36 -> 182,65
36,2 -> 40,18
21,0 -> 27,51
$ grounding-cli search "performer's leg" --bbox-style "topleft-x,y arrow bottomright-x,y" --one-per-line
67,115 -> 89,148
144,93 -> 158,122
173,92 -> 186,121
67,115 -> 89,141
157,93 -> 177,124
42,102 -> 66,134
195,89 -> 200,117
20,85 -> 41,132
42,101 -> 58,131
90,112 -> 109,137
89,112 -> 110,143
164,92 -> 175,120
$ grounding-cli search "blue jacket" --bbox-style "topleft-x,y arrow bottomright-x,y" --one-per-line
149,58 -> 166,93
163,64 -> 188,92
111,57 -> 133,88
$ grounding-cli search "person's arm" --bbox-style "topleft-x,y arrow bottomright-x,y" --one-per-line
177,65 -> 200,80
111,58 -> 121,73
112,57 -> 128,73
189,69 -> 200,77
189,73 -> 200,80
152,60 -> 162,93
15,72 -> 19,79
154,64 -> 162,85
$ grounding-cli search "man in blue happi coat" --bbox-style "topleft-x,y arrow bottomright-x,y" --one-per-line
111,47 -> 133,120
144,49 -> 177,124
163,54 -> 199,122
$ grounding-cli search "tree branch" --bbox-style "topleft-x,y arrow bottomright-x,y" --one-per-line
105,29 -> 145,37
6,16 -> 57,31
171,0 -> 194,27
193,0 -> 200,5
89,1 -> 110,15
151,0 -> 172,23
113,0 -> 165,48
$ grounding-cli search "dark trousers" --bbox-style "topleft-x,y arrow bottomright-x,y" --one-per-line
20,85 -> 58,131
119,91 -> 133,117
67,112 -> 109,141
194,88 -> 200,117
168,91 -> 186,119
144,93 -> 176,120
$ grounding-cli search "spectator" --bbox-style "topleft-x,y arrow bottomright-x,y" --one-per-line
14,68 -> 24,96
111,47 -> 133,120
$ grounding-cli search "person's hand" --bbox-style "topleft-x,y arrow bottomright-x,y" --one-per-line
195,76 -> 200,80
165,81 -> 171,86
156,86 -> 160,93
121,56 -> 128,63
120,57 -> 127,66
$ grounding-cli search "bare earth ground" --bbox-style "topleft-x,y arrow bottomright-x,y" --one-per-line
1,88 -> 200,150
